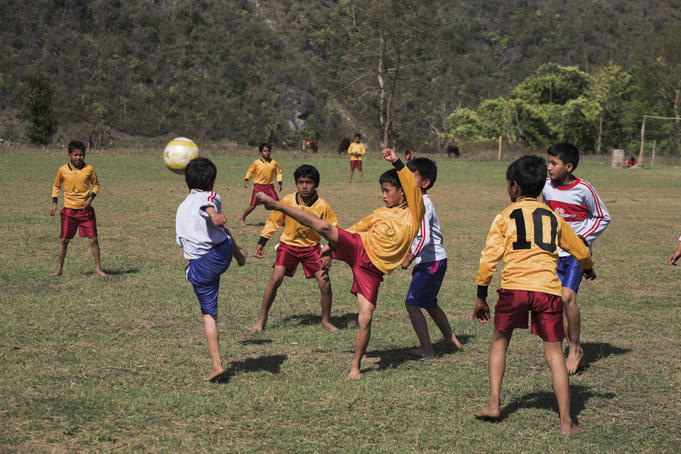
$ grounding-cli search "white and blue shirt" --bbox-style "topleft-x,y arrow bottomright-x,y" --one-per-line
411,194 -> 447,265
175,190 -> 228,260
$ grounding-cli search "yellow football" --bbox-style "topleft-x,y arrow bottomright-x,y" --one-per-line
163,137 -> 199,173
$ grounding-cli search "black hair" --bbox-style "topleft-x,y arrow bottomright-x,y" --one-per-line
407,157 -> 437,189
506,155 -> 547,198
68,140 -> 86,154
546,142 -> 579,170
293,164 -> 320,188
259,142 -> 272,153
184,157 -> 216,191
354,133 -> 361,139
379,168 -> 401,189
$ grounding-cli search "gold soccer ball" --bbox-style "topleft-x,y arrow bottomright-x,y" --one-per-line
163,137 -> 200,173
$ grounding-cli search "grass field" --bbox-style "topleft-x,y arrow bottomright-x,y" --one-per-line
1,146 -> 680,453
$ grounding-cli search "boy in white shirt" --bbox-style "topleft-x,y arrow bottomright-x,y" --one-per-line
176,158 -> 246,381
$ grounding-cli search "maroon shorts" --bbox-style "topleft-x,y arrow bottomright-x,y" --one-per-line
60,207 -> 98,239
350,160 -> 362,171
332,228 -> 383,305
493,289 -> 564,342
251,183 -> 278,206
273,243 -> 323,278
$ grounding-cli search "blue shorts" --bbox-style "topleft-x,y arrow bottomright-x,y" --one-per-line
557,255 -> 582,293
185,238 -> 233,317
405,259 -> 447,309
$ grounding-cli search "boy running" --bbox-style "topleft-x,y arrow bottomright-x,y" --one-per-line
542,143 -> 610,374
50,140 -> 107,276
474,155 -> 594,435
241,143 -> 283,225
256,148 -> 425,379
401,158 -> 461,357
251,165 -> 339,332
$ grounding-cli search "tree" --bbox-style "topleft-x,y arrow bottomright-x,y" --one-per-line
592,62 -> 633,154
21,71 -> 57,145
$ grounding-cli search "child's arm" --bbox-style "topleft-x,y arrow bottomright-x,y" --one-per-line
244,162 -> 256,187
400,252 -> 415,269
254,209 -> 285,258
50,169 -> 63,216
557,216 -> 595,278
85,168 -> 100,208
581,185 -> 610,244
275,162 -> 283,192
381,148 -> 425,226
319,245 -> 332,270
473,296 -> 490,323
230,234 -> 247,266
668,238 -> 681,266
203,206 -> 226,227
475,213 -> 506,302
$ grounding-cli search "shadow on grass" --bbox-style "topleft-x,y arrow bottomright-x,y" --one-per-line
84,268 -> 139,276
281,312 -> 358,330
215,354 -> 287,383
239,338 -> 273,345
484,385 -> 616,424
580,342 -> 630,370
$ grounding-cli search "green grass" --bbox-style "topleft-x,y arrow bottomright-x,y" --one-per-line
1,147 -> 680,452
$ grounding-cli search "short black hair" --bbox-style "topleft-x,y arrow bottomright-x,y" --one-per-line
547,142 -> 579,171
68,140 -> 86,154
407,157 -> 437,189
293,164 -> 320,188
185,157 -> 216,191
354,133 -> 361,139
506,155 -> 547,198
259,142 -> 272,153
379,168 -> 401,189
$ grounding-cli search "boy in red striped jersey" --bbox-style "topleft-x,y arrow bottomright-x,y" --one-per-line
542,143 -> 610,374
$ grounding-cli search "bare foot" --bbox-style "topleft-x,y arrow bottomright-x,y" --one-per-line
250,320 -> 266,333
255,192 -> 276,209
474,407 -> 501,420
51,270 -> 63,276
239,218 -> 246,226
347,367 -> 362,380
409,347 -> 435,359
204,366 -> 226,382
445,334 -> 462,350
560,423 -> 584,436
566,345 -> 584,375
321,321 -> 339,332
95,269 -> 109,277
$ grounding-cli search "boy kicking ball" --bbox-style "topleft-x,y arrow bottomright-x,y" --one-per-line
473,155 -> 594,435
256,148 -> 425,379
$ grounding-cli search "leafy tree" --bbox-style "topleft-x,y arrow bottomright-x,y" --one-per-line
591,62 -> 633,154
21,71 -> 57,145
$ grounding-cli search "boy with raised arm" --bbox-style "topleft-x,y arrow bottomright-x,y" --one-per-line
251,165 -> 339,332
257,148 -> 425,379
542,143 -> 610,374
176,158 -> 247,381
474,155 -> 595,435
401,158 -> 461,357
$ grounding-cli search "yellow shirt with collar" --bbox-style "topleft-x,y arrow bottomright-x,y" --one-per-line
347,142 -> 366,161
51,163 -> 100,209
244,158 -> 283,185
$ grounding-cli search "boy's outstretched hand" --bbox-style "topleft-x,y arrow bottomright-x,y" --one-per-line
473,297 -> 490,323
255,192 -> 277,210
381,148 -> 398,163
253,244 -> 265,259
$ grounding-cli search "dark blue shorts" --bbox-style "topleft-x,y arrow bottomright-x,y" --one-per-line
185,238 -> 233,317
405,258 -> 447,309
557,255 -> 582,293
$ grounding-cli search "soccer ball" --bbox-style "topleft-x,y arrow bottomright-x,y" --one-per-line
163,137 -> 199,173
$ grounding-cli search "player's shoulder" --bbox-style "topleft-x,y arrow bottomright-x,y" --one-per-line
281,192 -> 297,203
574,177 -> 600,192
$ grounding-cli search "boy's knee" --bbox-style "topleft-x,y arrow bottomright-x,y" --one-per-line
60,238 -> 70,246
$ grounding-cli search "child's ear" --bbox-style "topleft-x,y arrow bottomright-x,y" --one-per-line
566,162 -> 575,172
422,179 -> 431,189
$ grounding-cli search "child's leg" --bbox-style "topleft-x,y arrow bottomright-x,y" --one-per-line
203,313 -> 225,381
240,204 -> 256,225
314,269 -> 337,331
406,304 -> 434,357
251,265 -> 287,332
543,340 -> 583,435
358,166 -> 364,183
425,306 -> 462,349
475,328 -> 512,419
53,238 -> 69,276
348,294 -> 375,380
561,287 -> 583,374
256,194 -> 339,245
88,237 -> 108,276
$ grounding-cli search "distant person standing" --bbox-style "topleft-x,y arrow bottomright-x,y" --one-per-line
241,143 -> 283,225
668,234 -> 681,265
50,140 -> 107,276
348,133 -> 366,183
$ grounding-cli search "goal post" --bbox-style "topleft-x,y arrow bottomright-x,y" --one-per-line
639,115 -> 681,166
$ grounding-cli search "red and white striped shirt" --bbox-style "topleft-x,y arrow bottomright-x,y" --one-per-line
542,177 -> 610,257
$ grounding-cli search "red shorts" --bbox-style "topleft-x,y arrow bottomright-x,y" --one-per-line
273,243 -> 323,278
251,183 -> 278,206
332,228 -> 383,305
493,289 -> 564,342
350,160 -> 362,171
60,207 -> 98,239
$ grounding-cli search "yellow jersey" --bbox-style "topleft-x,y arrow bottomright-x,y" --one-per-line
347,161 -> 425,274
244,158 -> 283,185
260,192 -> 338,248
51,163 -> 100,209
476,197 -> 593,296
347,142 -> 366,161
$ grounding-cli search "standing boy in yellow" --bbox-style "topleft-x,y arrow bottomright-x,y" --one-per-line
257,148 -> 425,379
473,155 -> 595,435
50,140 -> 107,277
347,133 -> 365,183
251,165 -> 339,332
241,143 -> 283,225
